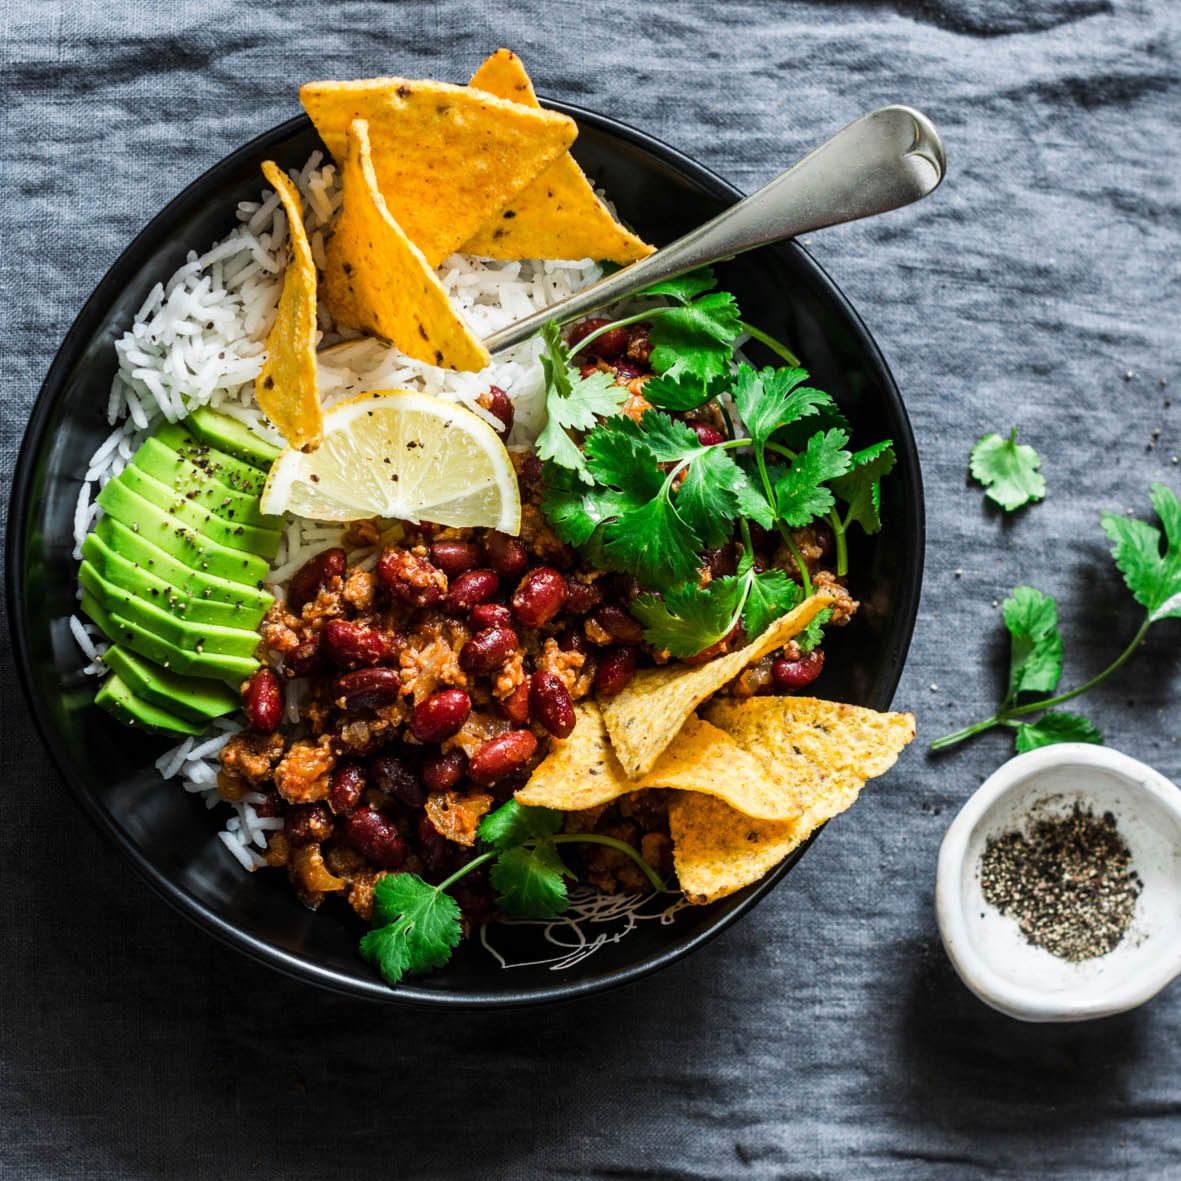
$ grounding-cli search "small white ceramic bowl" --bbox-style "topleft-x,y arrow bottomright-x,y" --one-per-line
936,743 -> 1181,1022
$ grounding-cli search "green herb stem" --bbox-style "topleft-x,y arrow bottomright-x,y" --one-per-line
739,321 -> 802,367
435,850 -> 498,894
827,507 -> 850,578
568,309 -> 659,360
753,444 -> 812,595
929,616 -> 1154,751
548,834 -> 669,893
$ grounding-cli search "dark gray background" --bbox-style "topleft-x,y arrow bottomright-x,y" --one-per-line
3,1 -> 1179,1177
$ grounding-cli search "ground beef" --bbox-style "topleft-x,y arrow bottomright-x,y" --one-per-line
220,731 -> 285,785
274,736 -> 336,803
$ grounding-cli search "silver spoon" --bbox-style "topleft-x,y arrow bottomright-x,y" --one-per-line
482,105 -> 945,355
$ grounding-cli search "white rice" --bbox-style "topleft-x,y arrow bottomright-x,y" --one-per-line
72,150 -> 603,871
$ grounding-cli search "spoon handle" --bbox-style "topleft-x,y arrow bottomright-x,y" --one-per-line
482,105 -> 945,355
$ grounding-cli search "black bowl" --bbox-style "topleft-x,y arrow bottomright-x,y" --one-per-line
7,103 -> 924,1006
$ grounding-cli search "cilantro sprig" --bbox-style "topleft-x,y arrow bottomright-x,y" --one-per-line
931,484 -> 1180,752
360,801 -> 666,986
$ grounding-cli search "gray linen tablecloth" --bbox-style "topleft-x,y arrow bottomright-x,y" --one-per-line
2,2 -> 1179,1177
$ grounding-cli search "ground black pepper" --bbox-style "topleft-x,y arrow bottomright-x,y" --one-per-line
979,801 -> 1141,962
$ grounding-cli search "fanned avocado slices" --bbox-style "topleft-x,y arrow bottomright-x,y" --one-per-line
96,673 -> 208,737
102,645 -> 239,725
154,423 -> 269,497
186,406 -> 281,469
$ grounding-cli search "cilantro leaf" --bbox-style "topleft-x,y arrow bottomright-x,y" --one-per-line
1003,586 -> 1064,701
648,291 -> 742,385
830,440 -> 896,535
773,429 -> 853,527
601,495 -> 702,586
536,321 -> 628,482
732,456 -> 777,530
361,873 -> 463,985
541,463 -> 634,549
638,267 -> 719,304
630,580 -> 742,657
1100,483 -> 1181,622
641,371 -> 727,412
489,844 -> 574,918
741,568 -> 803,641
970,428 -> 1046,511
676,445 -> 760,549
1014,711 -> 1103,753
478,799 -> 564,850
583,416 -> 669,493
733,364 -> 835,447
796,607 -> 832,653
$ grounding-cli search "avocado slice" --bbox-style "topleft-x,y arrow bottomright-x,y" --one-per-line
96,673 -> 207,737
82,532 -> 268,631
80,588 -> 259,681
154,423 -> 268,498
80,562 -> 262,659
114,465 -> 281,559
131,437 -> 281,532
92,516 -> 271,612
95,479 -> 271,584
187,407 -> 281,469
101,644 -> 240,724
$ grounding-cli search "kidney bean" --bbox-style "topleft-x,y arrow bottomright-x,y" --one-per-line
511,567 -> 568,628
416,813 -> 453,879
501,680 -> 531,725
410,689 -> 471,743
568,317 -> 628,359
468,730 -> 538,785
558,629 -> 590,656
589,604 -> 645,645
812,520 -> 836,561
612,360 -> 645,382
254,788 -> 283,819
286,803 -> 334,847
322,619 -> 387,667
377,549 -> 446,607
243,668 -> 282,733
482,385 -> 514,437
564,580 -> 602,616
484,532 -> 528,578
328,761 -> 366,816
470,602 -> 513,631
430,540 -> 482,577
421,748 -> 468,793
334,668 -> 401,711
369,753 -> 426,809
530,672 -> 575,739
285,634 -> 324,678
343,807 -> 406,868
595,645 -> 637,697
691,422 -> 725,447
287,547 -> 346,614
772,649 -> 825,689
459,626 -> 519,674
446,568 -> 500,613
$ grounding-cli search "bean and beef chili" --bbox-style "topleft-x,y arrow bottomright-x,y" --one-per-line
219,320 -> 859,928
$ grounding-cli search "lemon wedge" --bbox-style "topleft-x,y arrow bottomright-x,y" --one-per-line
260,390 -> 521,532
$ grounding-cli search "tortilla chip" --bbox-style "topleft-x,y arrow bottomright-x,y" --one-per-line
257,161 -> 321,450
322,120 -> 491,373
600,593 -> 835,780
516,703 -> 801,821
461,50 -> 654,265
671,697 -> 917,904
301,75 -> 576,267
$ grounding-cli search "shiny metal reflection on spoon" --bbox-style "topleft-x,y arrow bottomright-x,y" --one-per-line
482,105 -> 946,355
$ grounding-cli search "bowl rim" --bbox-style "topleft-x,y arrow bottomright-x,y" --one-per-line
6,100 -> 925,1007
935,742 -> 1181,1022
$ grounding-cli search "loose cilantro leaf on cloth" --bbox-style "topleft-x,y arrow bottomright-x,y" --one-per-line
1101,483 -> 1181,622
536,320 -> 629,482
932,485 -> 1180,754
489,844 -> 574,918
1014,711 -> 1103,753
773,429 -> 853,527
360,873 -> 464,985
1003,587 -> 1064,702
970,427 -> 1046,511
